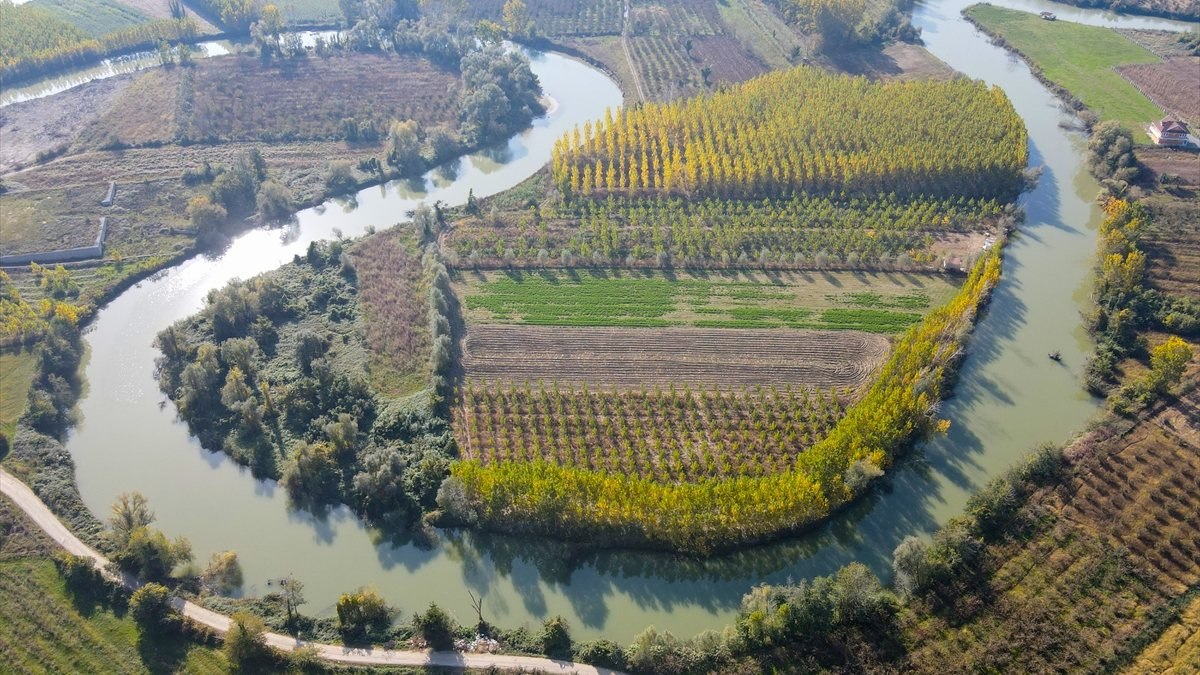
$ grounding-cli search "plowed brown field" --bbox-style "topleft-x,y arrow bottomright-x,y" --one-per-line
461,324 -> 889,390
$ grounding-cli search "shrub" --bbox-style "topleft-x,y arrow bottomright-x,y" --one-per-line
413,602 -> 456,650
201,550 -> 244,595
575,639 -> 627,669
225,611 -> 270,669
129,583 -> 175,634
336,587 -> 393,641
324,160 -> 357,193
256,180 -> 293,221
539,615 -> 572,659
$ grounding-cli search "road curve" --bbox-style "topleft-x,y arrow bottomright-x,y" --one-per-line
0,467 -> 623,674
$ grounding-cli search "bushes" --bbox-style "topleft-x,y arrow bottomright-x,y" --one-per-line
539,615 -> 572,659
575,639 -> 627,669
335,587 -> 394,642
1087,121 -> 1140,183
413,602 -> 456,650
129,583 -> 176,634
225,611 -> 270,670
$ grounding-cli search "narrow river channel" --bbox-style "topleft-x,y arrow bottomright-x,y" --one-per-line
24,2 -> 1197,642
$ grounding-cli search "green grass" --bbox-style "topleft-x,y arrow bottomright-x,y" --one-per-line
965,5 -> 1163,142
30,0 -> 150,38
459,269 -> 953,333
0,349 -> 37,444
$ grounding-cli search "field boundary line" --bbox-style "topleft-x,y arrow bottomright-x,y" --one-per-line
0,466 -> 623,674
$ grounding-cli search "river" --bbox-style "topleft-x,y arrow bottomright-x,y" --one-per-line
13,2 -> 1195,643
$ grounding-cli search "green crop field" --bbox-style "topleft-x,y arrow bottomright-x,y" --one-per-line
30,0 -> 150,38
965,5 -> 1163,141
457,269 -> 958,333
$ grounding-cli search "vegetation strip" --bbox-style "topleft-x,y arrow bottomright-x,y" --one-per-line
0,466 -> 624,674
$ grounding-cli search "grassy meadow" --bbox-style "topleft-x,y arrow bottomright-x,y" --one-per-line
965,5 -> 1164,140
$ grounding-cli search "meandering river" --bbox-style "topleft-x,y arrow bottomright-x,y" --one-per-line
7,2 -> 1195,642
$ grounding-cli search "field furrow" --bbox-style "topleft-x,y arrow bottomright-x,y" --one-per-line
462,325 -> 888,390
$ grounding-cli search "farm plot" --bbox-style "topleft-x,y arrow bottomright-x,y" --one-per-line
690,35 -> 768,83
348,227 -> 431,397
178,53 -> 460,143
456,377 -> 849,481
624,0 -> 765,100
446,194 -> 1005,270
29,0 -> 149,38
459,0 -> 624,36
460,324 -> 890,389
1141,189 -> 1200,297
1117,57 -> 1200,126
0,184 -> 118,255
456,269 -> 959,332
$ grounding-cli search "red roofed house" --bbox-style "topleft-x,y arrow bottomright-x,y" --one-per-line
1149,117 -> 1191,147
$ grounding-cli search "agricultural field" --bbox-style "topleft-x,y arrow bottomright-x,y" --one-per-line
0,0 -> 199,84
171,53 -> 460,144
905,380 -> 1200,672
1052,0 -> 1200,21
1120,28 -> 1200,58
457,377 -> 851,480
964,5 -> 1164,141
272,0 -> 343,26
624,0 -> 768,100
0,350 -> 38,443
457,269 -> 957,331
1137,148 -> 1200,297
114,0 -> 219,30
459,0 -> 624,37
348,227 -> 431,397
715,0 -> 809,70
29,0 -> 150,38
445,192 -> 1006,270
1117,56 -> 1200,126
460,324 -> 890,389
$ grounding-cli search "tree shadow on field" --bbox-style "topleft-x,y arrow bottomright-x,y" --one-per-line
827,47 -> 902,79
137,630 -> 192,675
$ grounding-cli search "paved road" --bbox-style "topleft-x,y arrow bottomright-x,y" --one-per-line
0,467 -> 623,674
